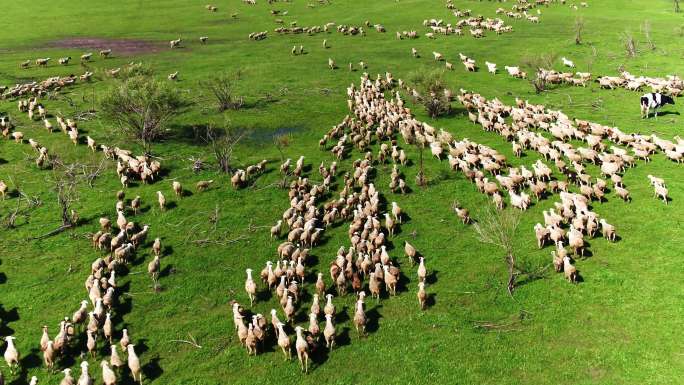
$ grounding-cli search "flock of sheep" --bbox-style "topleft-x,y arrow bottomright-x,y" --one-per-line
1,0 -> 681,382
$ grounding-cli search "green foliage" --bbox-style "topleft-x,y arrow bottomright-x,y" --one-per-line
99,76 -> 192,153
409,69 -> 451,118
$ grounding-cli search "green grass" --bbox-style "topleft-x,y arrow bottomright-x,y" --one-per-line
1,0 -> 684,384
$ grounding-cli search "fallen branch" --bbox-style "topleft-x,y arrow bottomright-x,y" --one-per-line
169,333 -> 202,349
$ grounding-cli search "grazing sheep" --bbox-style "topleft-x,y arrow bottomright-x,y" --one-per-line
0,180 -> 8,200
653,183 -> 669,204
170,38 -> 182,48
417,257 -> 427,282
432,51 -> 443,61
101,360 -> 116,385
127,344 -> 142,385
80,53 -> 92,62
404,241 -> 417,265
196,180 -> 213,191
3,336 -> 18,374
485,61 -> 497,74
276,323 -> 291,360
20,60 -> 30,69
60,368 -> 74,385
294,326 -> 309,373
58,57 -> 71,65
563,256 -> 578,283
86,136 -> 96,152
411,47 -> 418,57
156,191 -> 166,211
323,314 -> 336,350
328,57 -> 335,69
200,36 -> 208,44
245,268 -> 257,306
36,58 -> 51,67
417,281 -> 427,310
168,71 -> 179,81
78,361 -> 91,385
561,57 -> 575,68
100,49 -> 112,58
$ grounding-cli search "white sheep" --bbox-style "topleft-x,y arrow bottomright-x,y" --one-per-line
432,51 -> 443,61
561,57 -> 575,68
3,336 -> 19,374
485,61 -> 497,74
58,57 -> 71,65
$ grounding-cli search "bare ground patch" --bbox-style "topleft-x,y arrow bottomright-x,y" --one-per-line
45,37 -> 165,56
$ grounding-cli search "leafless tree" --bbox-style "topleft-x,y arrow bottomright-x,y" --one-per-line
274,133 -> 292,188
574,17 -> 585,45
675,0 -> 681,13
201,124 -> 248,173
410,70 -> 451,118
621,31 -> 638,57
472,206 -> 521,296
200,70 -> 245,112
642,21 -> 656,51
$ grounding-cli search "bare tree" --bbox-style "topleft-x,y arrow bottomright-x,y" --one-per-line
574,17 -> 585,45
472,206 -> 521,296
200,70 -> 245,112
621,31 -> 638,57
415,136 -> 427,187
642,21 -> 656,51
409,70 -> 451,118
675,0 -> 681,13
50,160 -> 82,229
274,133 -> 292,188
201,124 -> 248,173
100,77 -> 192,155
521,53 -> 557,94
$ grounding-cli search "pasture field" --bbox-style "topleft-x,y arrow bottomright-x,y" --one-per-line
1,0 -> 683,384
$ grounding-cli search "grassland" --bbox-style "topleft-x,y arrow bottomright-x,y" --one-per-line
1,0 -> 683,384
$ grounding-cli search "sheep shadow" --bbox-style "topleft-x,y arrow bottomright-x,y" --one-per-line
334,306 -> 350,323
0,305 -> 19,335
425,269 -> 438,285
142,355 -> 164,383
165,201 -> 178,211
364,305 -> 383,334
425,293 -> 437,309
0,272 -> 6,284
159,264 -> 175,279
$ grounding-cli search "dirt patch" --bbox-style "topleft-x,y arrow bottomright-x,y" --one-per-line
45,38 -> 164,56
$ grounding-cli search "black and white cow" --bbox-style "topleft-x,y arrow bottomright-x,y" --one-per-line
640,92 -> 675,119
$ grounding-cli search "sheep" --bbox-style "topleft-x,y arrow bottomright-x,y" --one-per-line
20,59 -> 30,69
432,51 -> 443,61
276,323 -> 291,360
404,241 -> 417,265
101,360 -> 116,385
0,180 -> 8,200
3,336 -> 18,374
485,61 -> 497,74
328,57 -> 336,69
58,57 -> 71,65
11,131 -> 23,143
294,326 -> 310,373
324,293 -> 335,317
445,61 -> 454,70
654,183 -> 669,204
148,255 -> 160,285
78,361 -> 91,385
43,340 -> 55,371
614,185 -> 630,201
80,53 -> 92,62
29,377 -> 37,385
170,38 -> 182,48
127,344 -> 143,385
36,58 -> 51,67
323,313 -> 336,350
561,57 -> 575,68
156,191 -> 166,211
417,257 -> 427,282
199,36 -> 209,44
245,268 -> 257,306
168,71 -> 178,81
599,219 -> 616,241
120,329 -> 130,351
60,368 -> 74,385
563,256 -> 578,283
411,47 -> 418,57
196,180 -> 213,191
86,136 -> 96,152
